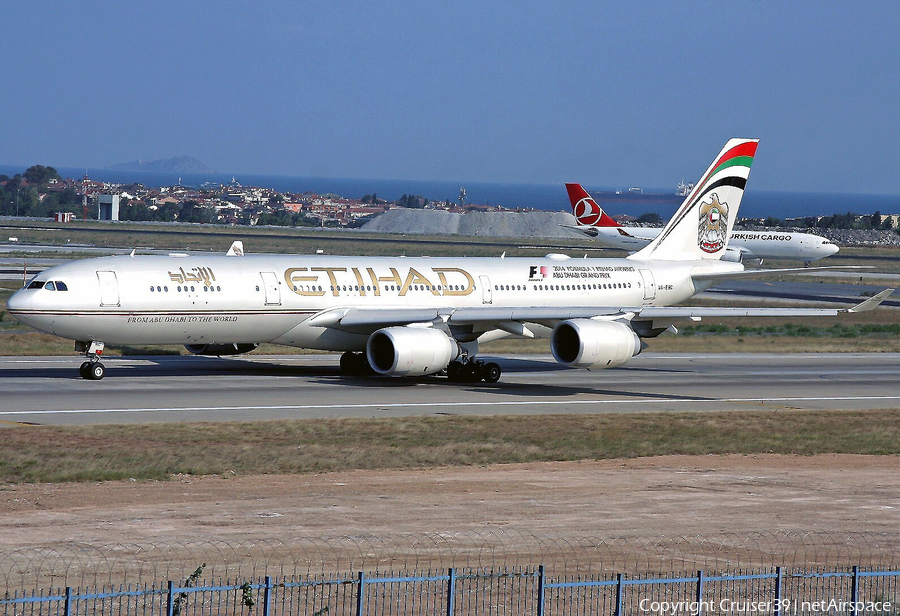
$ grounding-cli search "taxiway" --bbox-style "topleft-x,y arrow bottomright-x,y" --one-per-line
1,353 -> 898,425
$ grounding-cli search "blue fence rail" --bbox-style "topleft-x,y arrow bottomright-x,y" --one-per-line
2,565 -> 898,615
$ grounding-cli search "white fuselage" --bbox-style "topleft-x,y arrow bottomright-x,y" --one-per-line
582,226 -> 838,261
7,252 -> 720,350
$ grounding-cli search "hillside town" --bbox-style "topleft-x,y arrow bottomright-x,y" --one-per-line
1,166 -> 898,246
0,166 -> 516,228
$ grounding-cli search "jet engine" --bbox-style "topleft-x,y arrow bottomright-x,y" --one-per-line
366,327 -> 459,376
550,319 -> 641,369
184,343 -> 259,356
721,246 -> 743,262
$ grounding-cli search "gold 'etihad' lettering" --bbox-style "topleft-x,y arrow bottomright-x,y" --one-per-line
311,267 -> 347,296
351,267 -> 366,295
400,267 -> 439,296
434,267 -> 474,296
284,268 -> 326,296
168,266 -> 216,288
282,265 -> 475,298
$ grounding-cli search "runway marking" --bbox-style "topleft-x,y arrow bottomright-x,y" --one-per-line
2,395 -> 900,416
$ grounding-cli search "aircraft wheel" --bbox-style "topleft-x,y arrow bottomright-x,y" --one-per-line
460,363 -> 479,382
340,352 -> 371,376
482,362 -> 502,383
88,362 -> 105,380
79,362 -> 91,379
447,361 -> 463,382
339,351 -> 357,374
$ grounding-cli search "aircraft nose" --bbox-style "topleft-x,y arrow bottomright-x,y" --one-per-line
824,243 -> 840,256
5,287 -> 32,315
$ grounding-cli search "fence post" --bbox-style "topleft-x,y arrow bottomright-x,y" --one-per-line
615,573 -> 624,616
166,581 -> 174,616
696,570 -> 704,616
536,565 -> 545,616
850,566 -> 859,616
446,568 -> 456,616
263,575 -> 272,616
774,567 -> 783,616
64,586 -> 72,616
356,571 -> 365,616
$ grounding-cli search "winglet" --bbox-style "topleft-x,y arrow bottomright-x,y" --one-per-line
226,241 -> 244,257
847,288 -> 894,313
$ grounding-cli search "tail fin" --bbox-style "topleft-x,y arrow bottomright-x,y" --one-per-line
630,139 -> 759,261
565,183 -> 620,228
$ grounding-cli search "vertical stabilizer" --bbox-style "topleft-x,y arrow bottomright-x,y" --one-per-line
630,139 -> 758,261
565,183 -> 621,228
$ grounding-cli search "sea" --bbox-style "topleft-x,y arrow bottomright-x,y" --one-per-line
4,165 -> 899,220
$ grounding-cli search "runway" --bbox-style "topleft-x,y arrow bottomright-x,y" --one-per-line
1,353 -> 898,425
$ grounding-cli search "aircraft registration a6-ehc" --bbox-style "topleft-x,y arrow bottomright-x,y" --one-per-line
6,139 -> 894,381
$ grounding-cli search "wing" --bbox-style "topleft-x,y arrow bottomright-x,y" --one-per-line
305,288 -> 894,338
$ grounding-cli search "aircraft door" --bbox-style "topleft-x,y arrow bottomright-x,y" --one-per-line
260,271 -> 281,306
479,275 -> 492,304
97,271 -> 120,306
639,269 -> 656,301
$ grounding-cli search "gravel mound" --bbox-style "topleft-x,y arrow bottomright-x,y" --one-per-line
362,209 -> 579,239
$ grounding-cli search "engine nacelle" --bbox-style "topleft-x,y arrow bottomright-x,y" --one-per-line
550,319 -> 641,369
366,327 -> 458,376
721,246 -> 743,262
184,343 -> 259,356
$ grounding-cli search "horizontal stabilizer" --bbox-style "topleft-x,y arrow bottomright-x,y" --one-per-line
847,288 -> 894,312
226,241 -> 245,257
691,265 -> 872,281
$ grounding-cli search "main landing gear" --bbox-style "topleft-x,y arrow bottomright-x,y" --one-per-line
339,351 -> 502,383
339,351 -> 373,376
75,340 -> 106,380
447,358 -> 502,384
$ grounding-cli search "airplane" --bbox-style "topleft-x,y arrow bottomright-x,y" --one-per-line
6,139 -> 892,382
564,183 -> 840,265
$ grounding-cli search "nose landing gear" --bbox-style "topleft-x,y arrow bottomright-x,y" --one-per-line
75,340 -> 106,380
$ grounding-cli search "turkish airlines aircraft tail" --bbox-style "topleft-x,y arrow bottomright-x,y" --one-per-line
632,138 -> 759,261
565,183 -> 620,228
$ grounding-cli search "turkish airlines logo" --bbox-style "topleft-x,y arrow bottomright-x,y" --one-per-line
574,197 -> 603,226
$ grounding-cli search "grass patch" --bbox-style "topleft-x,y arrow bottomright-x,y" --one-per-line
1,410 -> 899,484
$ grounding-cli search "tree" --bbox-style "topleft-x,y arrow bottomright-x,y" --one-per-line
23,165 -> 59,186
637,212 -> 663,225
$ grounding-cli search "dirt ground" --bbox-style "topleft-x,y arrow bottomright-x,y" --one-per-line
2,454 -> 898,587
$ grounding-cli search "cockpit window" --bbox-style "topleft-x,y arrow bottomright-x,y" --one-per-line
27,280 -> 45,289
44,281 -> 57,291
55,281 -> 69,291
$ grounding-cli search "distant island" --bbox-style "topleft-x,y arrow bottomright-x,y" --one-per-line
107,156 -> 215,174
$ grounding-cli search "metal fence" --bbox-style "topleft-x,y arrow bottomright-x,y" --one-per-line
4,532 -> 899,592
3,565 -> 898,616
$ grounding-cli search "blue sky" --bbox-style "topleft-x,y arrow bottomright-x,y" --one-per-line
2,1 -> 897,194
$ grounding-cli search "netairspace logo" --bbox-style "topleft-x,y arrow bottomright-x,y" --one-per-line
638,598 -> 892,615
